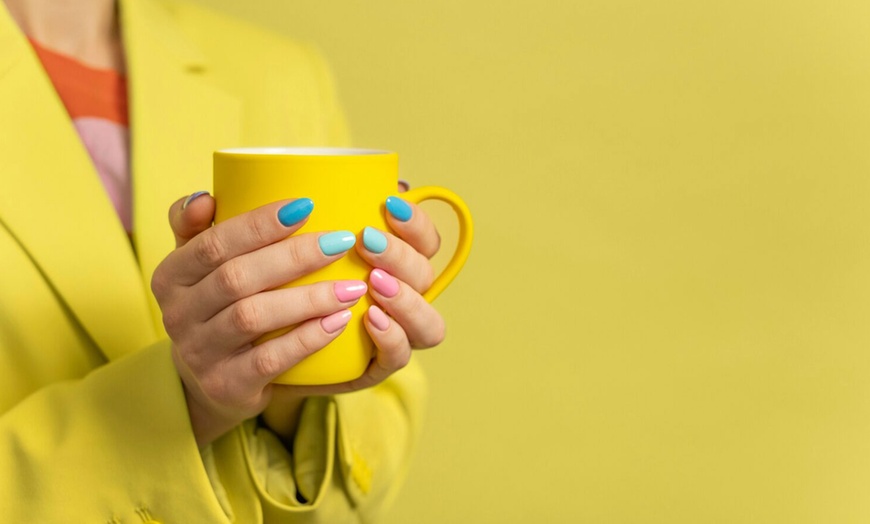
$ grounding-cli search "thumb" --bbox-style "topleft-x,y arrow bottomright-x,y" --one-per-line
169,191 -> 215,248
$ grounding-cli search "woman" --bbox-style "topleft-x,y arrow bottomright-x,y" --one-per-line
0,0 -> 443,521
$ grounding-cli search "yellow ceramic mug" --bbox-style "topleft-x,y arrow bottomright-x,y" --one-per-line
213,147 -> 473,385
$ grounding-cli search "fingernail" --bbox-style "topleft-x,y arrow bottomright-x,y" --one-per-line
385,196 -> 412,222
370,268 -> 400,298
334,280 -> 367,303
321,309 -> 352,334
319,231 -> 356,255
363,226 -> 388,254
182,191 -> 209,210
367,305 -> 390,331
278,198 -> 314,226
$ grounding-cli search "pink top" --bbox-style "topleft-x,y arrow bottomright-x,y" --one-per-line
29,39 -> 132,233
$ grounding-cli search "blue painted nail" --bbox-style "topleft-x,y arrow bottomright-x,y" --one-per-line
363,227 -> 388,254
385,196 -> 412,222
319,231 -> 356,255
278,198 -> 314,226
182,191 -> 209,210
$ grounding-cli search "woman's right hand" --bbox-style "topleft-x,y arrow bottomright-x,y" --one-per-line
150,194 -> 363,447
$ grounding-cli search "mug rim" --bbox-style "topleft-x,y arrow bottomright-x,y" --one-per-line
217,147 -> 392,156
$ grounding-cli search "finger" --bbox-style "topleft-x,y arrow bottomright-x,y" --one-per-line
185,231 -> 357,321
279,305 -> 412,396
357,304 -> 412,386
368,268 -> 445,349
356,227 -> 433,294
233,309 -> 353,389
194,280 -> 367,350
170,191 -> 215,248
158,198 -> 315,287
384,196 -> 441,258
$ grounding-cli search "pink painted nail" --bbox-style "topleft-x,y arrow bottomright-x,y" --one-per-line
370,268 -> 400,298
367,305 -> 390,331
321,310 -> 352,334
334,280 -> 367,303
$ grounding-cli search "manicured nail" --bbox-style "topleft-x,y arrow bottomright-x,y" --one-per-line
334,280 -> 367,303
182,191 -> 209,210
319,231 -> 356,255
370,268 -> 400,298
385,196 -> 412,222
321,309 -> 352,334
367,305 -> 390,331
278,198 -> 314,226
363,226 -> 388,254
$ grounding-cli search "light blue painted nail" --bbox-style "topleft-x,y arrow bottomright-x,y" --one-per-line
385,196 -> 412,222
278,198 -> 314,226
319,230 -> 356,255
363,227 -> 388,254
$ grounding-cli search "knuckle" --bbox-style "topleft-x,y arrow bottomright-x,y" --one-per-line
291,326 -> 325,360
394,241 -> 413,268
215,260 -> 248,299
293,332 -> 318,359
418,314 -> 446,348
426,230 -> 442,259
397,247 -> 433,292
419,261 -> 435,292
419,331 -> 445,349
173,340 -> 201,370
285,237 -> 309,269
231,299 -> 262,336
405,293 -> 428,319
194,231 -> 227,268
247,214 -> 272,246
253,348 -> 283,379
161,305 -> 185,336
150,266 -> 170,299
291,287 -> 314,314
394,348 -> 412,369
302,286 -> 329,314
199,373 -> 231,404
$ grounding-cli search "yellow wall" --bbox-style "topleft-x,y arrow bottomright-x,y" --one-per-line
196,1 -> 870,521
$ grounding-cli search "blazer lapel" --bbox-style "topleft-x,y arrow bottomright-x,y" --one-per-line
0,0 -> 239,361
0,4 -> 156,361
121,0 -> 240,334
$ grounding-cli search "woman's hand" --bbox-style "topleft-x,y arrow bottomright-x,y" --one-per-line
358,195 -> 446,353
152,194 -> 362,447
262,195 -> 446,440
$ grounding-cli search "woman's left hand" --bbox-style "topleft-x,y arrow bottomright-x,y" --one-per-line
262,195 -> 445,439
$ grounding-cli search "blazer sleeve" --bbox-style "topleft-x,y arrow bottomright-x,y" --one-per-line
0,339 -> 230,521
0,334 -> 426,523
202,362 -> 427,523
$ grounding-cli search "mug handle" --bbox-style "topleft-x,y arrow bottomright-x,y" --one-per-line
399,186 -> 474,302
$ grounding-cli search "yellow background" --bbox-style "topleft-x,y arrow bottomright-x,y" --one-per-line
194,1 -> 870,521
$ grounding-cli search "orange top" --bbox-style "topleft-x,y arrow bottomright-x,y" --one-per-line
29,39 -> 132,233
29,40 -> 128,125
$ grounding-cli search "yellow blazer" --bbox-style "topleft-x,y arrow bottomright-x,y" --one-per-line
0,0 -> 425,521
